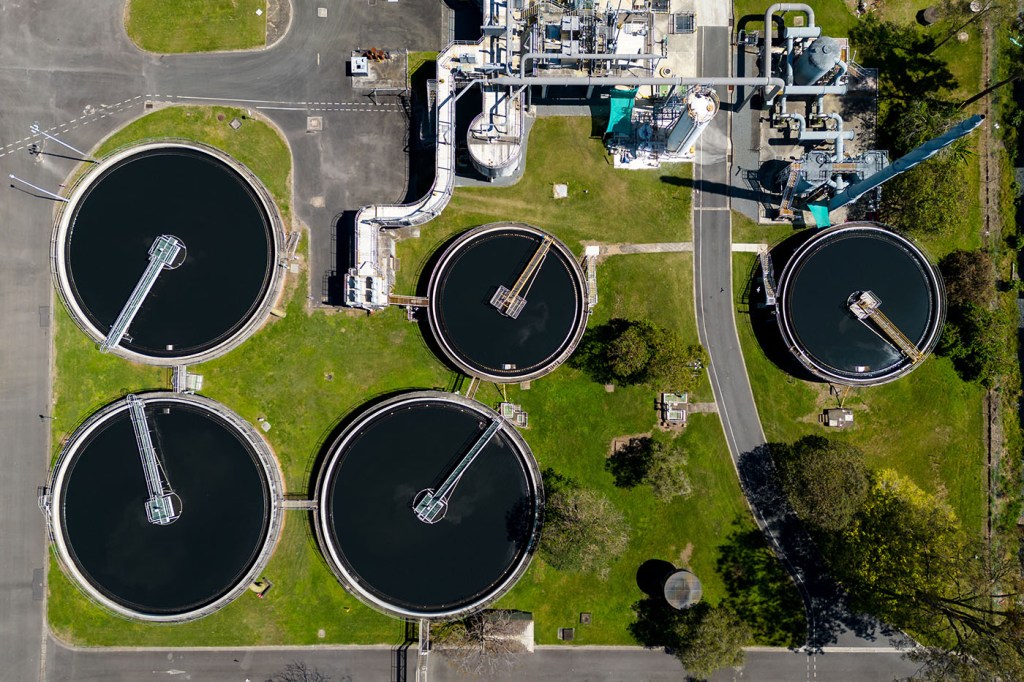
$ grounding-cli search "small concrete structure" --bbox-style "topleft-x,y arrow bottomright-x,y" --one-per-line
660,392 -> 688,425
823,408 -> 854,428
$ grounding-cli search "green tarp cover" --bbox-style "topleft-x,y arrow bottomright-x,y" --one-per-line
606,87 -> 638,137
809,203 -> 831,228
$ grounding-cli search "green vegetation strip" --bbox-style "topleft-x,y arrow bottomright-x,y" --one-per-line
50,112 -> 801,646
126,0 -> 267,54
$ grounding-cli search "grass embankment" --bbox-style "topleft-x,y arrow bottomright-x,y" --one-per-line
49,113 -> 802,647
125,0 -> 267,53
732,251 -> 987,532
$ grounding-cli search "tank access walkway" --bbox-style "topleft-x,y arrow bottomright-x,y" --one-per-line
848,291 -> 923,363
413,417 -> 502,524
100,235 -> 185,352
490,235 -> 553,319
126,394 -> 180,526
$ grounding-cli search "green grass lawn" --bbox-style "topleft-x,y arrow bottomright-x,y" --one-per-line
50,112 -> 802,647
126,0 -> 267,53
733,253 -> 987,533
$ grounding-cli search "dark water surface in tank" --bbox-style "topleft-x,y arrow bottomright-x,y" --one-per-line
434,231 -> 582,376
66,149 -> 273,357
787,232 -> 933,375
61,401 -> 269,615
326,401 -> 536,613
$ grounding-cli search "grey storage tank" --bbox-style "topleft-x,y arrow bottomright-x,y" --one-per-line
793,36 -> 842,86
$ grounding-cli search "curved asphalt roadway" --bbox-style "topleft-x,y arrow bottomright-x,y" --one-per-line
0,1 -> 919,680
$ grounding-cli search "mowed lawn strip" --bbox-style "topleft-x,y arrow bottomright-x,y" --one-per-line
126,0 -> 267,53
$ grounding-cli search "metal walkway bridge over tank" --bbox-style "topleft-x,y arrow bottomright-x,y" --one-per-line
848,290 -> 923,363
490,235 -> 553,319
126,394 -> 180,525
100,235 -> 185,352
413,417 -> 502,524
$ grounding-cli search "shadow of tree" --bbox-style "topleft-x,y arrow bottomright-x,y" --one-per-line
607,436 -> 654,488
736,444 -> 887,650
716,518 -> 807,647
629,598 -> 708,651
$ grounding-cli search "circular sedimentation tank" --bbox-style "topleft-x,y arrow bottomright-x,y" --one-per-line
49,393 -> 282,621
315,391 -> 543,619
427,223 -> 589,383
775,222 -> 945,385
53,142 -> 285,364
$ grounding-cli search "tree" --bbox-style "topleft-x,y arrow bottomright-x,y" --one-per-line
432,610 -> 526,676
940,249 -> 995,310
540,470 -> 630,576
673,604 -> 753,680
773,436 -> 869,533
938,300 -> 1016,386
267,661 -> 331,682
606,436 -> 692,502
644,439 -> 692,502
571,318 -> 707,392
880,154 -> 970,236
824,469 -> 1024,653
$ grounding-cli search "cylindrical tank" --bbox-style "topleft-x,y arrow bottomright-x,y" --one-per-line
667,86 -> 720,155
426,223 -> 590,383
315,391 -> 543,620
774,222 -> 945,386
53,142 -> 285,365
793,36 -> 841,86
48,393 -> 283,622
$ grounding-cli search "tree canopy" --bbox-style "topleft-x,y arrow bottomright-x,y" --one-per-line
673,604 -> 753,680
773,436 -> 869,533
572,318 -> 706,391
606,436 -> 692,502
936,249 -> 1014,386
540,470 -> 630,576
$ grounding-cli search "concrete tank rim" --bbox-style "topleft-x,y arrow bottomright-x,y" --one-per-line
774,221 -> 946,386
425,222 -> 590,383
466,112 -> 522,171
51,140 -> 286,366
48,391 -> 284,623
313,390 -> 544,621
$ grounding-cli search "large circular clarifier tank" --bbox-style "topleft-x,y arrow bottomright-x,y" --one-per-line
315,391 -> 543,619
49,393 -> 283,621
427,223 -> 589,383
775,222 -> 945,385
53,142 -> 285,364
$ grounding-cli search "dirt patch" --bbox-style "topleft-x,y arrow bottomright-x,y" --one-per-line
609,432 -> 653,458
678,542 -> 694,567
266,0 -> 291,47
